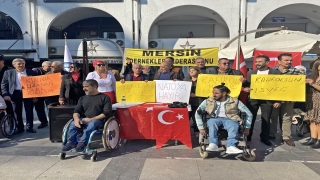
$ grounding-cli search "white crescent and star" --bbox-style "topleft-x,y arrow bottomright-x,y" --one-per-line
157,110 -> 184,125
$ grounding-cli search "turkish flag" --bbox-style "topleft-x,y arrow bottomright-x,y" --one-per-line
253,50 -> 302,69
232,46 -> 248,105
152,106 -> 192,149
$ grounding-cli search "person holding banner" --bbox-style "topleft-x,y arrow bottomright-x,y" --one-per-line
163,57 -> 185,79
184,66 -> 206,132
195,84 -> 252,153
1,58 -> 38,134
32,61 -> 52,129
86,60 -> 116,104
270,53 -> 304,146
243,55 -> 281,146
303,60 -> 320,148
195,57 -> 215,74
121,63 -> 149,82
154,62 -> 183,80
59,63 -> 86,105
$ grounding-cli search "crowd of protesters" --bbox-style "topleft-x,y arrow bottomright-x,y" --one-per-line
0,54 -> 319,149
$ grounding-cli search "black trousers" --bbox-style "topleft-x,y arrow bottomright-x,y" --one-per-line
34,97 -> 48,125
189,105 -> 199,132
12,90 -> 34,130
246,99 -> 273,140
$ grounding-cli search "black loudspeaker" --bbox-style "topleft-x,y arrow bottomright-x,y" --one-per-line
49,105 -> 76,142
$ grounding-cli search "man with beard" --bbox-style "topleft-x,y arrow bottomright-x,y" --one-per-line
195,84 -> 252,154
269,53 -> 304,147
61,79 -> 112,153
243,55 -> 281,146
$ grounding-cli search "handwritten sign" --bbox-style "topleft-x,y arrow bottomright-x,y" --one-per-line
155,80 -> 191,103
21,73 -> 62,98
196,74 -> 242,98
250,75 -> 306,101
116,81 -> 155,102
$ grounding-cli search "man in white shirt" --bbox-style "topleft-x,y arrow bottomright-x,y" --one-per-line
243,55 -> 281,146
1,58 -> 38,134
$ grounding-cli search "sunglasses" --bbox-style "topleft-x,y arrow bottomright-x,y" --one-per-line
97,64 -> 106,67
222,63 -> 230,65
69,66 -> 74,69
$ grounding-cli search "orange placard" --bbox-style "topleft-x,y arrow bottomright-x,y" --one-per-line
21,73 -> 62,98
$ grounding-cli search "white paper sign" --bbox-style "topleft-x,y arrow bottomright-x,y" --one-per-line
155,80 -> 192,103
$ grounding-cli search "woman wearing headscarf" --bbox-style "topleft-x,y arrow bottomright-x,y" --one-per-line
59,63 -> 86,105
86,60 -> 116,104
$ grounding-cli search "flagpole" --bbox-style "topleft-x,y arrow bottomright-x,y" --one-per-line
237,0 -> 242,70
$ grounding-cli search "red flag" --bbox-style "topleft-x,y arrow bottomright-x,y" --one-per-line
253,50 -> 302,69
232,46 -> 247,78
152,107 -> 192,149
233,47 -> 248,104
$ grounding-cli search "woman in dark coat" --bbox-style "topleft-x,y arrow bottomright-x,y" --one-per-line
59,63 -> 86,105
184,66 -> 206,132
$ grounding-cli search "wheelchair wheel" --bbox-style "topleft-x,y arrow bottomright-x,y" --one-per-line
59,153 -> 66,160
91,151 -> 97,162
102,117 -> 120,151
1,114 -> 17,138
199,145 -> 209,159
242,146 -> 256,161
62,119 -> 74,144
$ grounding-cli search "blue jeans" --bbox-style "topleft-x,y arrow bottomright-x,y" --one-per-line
67,119 -> 105,144
207,117 -> 239,147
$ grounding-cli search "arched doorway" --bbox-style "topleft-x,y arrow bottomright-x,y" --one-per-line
47,7 -> 125,72
0,11 -> 23,40
256,3 -> 320,38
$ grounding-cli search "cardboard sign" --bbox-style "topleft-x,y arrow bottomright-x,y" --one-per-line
196,74 -> 242,98
116,81 -> 156,102
21,73 -> 62,98
250,75 -> 306,101
125,48 -> 219,66
155,80 -> 192,103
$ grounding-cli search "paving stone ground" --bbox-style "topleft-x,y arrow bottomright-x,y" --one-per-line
0,109 -> 319,179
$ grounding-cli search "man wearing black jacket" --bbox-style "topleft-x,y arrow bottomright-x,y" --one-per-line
243,55 -> 281,146
32,61 -> 52,129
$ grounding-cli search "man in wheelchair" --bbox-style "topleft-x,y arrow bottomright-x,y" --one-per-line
195,84 -> 253,154
61,79 -> 113,153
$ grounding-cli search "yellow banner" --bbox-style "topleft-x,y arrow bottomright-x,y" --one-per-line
250,75 -> 306,101
116,81 -> 156,102
125,48 -> 219,66
195,74 -> 242,98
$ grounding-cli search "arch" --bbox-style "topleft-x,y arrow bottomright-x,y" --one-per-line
254,3 -> 320,37
46,7 -> 125,40
147,5 -> 230,39
0,11 -> 23,40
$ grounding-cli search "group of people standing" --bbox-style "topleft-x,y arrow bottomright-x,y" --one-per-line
1,53 -> 320,150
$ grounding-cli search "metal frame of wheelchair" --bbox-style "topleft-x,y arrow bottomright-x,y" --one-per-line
0,109 -> 17,138
59,116 -> 120,162
197,109 -> 255,161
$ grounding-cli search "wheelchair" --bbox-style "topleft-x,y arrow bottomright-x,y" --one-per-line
59,116 -> 120,162
197,109 -> 255,161
0,101 -> 17,138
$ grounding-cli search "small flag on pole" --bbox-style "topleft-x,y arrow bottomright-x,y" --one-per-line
233,46 -> 248,104
63,44 -> 73,72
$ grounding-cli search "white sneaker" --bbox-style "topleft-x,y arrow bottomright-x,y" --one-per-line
206,143 -> 219,152
226,146 -> 243,154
